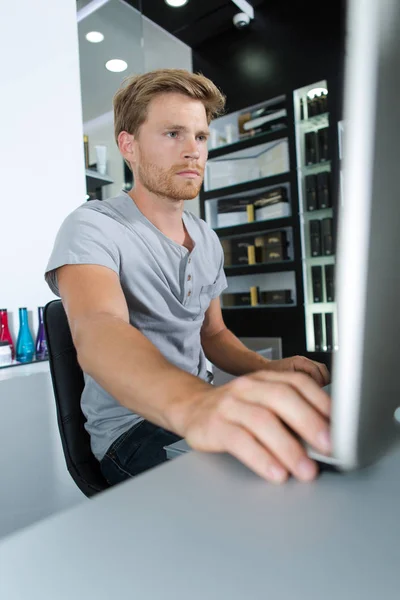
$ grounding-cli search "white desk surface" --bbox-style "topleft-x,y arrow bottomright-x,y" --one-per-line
1,446 -> 400,600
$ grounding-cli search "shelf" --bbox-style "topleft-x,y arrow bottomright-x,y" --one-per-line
203,173 -> 290,202
214,216 -> 294,238
222,304 -> 296,311
0,357 -> 49,370
86,169 -> 114,191
297,113 -> 329,129
303,255 -> 336,265
301,207 -> 333,219
224,261 -> 297,277
300,161 -> 331,176
208,125 -> 288,160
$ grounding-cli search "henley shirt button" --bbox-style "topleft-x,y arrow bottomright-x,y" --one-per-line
188,291 -> 191,297
187,275 -> 192,281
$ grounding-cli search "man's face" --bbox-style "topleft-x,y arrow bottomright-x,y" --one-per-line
131,92 -> 210,201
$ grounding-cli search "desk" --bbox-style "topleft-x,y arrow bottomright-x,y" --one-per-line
1,447 -> 400,599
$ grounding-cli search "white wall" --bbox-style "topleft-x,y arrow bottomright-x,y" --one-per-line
0,365 -> 84,540
0,0 -> 86,339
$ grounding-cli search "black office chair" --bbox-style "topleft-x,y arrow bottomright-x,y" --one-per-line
44,299 -> 110,497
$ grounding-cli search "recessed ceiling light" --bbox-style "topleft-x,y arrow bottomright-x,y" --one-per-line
165,0 -> 188,7
105,59 -> 128,73
86,31 -> 104,43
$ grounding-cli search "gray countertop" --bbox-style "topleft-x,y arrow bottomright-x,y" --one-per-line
1,445 -> 400,599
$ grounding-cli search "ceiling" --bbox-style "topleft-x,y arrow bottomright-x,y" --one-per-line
128,0 -> 345,49
78,0 -> 345,123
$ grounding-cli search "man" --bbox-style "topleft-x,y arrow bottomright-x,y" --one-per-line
45,69 -> 331,486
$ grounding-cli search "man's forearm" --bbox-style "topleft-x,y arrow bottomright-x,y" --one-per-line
201,327 -> 271,376
74,314 -> 211,437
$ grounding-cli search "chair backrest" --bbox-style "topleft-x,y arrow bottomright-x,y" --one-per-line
44,300 -> 109,497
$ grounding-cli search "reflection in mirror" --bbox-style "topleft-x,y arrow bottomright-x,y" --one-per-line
76,0 -> 197,214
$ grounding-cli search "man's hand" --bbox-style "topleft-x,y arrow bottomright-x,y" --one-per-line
183,370 -> 331,484
264,356 -> 330,388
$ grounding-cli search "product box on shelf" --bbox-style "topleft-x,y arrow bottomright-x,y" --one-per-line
254,231 -> 289,263
309,220 -> 322,257
221,236 -> 255,267
324,264 -> 335,301
316,171 -> 331,209
238,101 -> 286,137
311,266 -> 323,302
313,313 -> 324,351
217,197 -> 253,228
259,289 -> 294,305
222,291 -> 252,307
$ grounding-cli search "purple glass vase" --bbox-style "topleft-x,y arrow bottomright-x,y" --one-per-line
35,306 -> 48,360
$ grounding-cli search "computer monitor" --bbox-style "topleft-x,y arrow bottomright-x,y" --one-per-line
330,0 -> 400,469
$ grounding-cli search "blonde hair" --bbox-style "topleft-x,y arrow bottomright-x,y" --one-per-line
113,68 -> 226,144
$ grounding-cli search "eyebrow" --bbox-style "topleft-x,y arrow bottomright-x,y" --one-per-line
162,124 -> 210,136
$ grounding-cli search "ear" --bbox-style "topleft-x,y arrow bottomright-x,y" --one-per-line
118,131 -> 136,167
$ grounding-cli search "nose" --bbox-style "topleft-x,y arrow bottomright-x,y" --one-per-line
182,136 -> 200,161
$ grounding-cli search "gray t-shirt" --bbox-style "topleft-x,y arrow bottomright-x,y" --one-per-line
45,192 -> 227,460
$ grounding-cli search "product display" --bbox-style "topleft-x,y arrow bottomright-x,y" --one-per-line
321,218 -> 334,255
311,266 -> 323,302
324,264 -> 335,301
217,197 -> 251,228
316,171 -> 331,209
325,313 -> 334,351
16,307 -> 34,363
221,236 -> 255,266
35,306 -> 48,360
0,308 -> 15,359
250,286 -> 258,306
83,135 -> 89,169
95,145 -> 107,175
318,127 -> 329,162
0,341 -> 12,366
259,289 -> 294,305
222,292 -> 252,307
305,175 -> 318,211
305,131 -> 318,165
254,230 -> 288,263
238,101 -> 286,136
313,313 -> 324,351
309,220 -> 322,256
306,92 -> 328,118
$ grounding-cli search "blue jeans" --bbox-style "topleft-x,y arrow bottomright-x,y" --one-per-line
100,420 -> 182,486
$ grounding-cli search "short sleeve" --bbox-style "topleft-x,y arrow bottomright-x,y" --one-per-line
45,207 -> 120,297
210,231 -> 228,299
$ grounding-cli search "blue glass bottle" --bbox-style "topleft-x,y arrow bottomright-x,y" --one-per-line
35,306 -> 48,360
16,308 -> 35,363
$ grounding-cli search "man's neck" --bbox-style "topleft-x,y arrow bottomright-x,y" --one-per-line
128,184 -> 191,249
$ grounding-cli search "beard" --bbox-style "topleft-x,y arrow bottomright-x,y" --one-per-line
137,157 -> 204,201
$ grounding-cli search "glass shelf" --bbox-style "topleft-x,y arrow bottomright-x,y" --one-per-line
298,113 -> 329,129
300,160 -> 331,175
0,357 -> 49,370
222,303 -> 296,310
208,124 -> 288,157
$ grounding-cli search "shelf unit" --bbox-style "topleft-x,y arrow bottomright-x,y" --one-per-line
199,93 -> 308,357
85,169 -> 114,196
293,80 -> 338,353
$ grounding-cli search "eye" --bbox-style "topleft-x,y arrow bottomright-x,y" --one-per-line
166,131 -> 179,138
197,135 -> 207,142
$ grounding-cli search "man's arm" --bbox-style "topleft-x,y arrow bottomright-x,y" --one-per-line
58,265 -> 331,483
58,264 -> 211,435
201,298 -> 330,387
